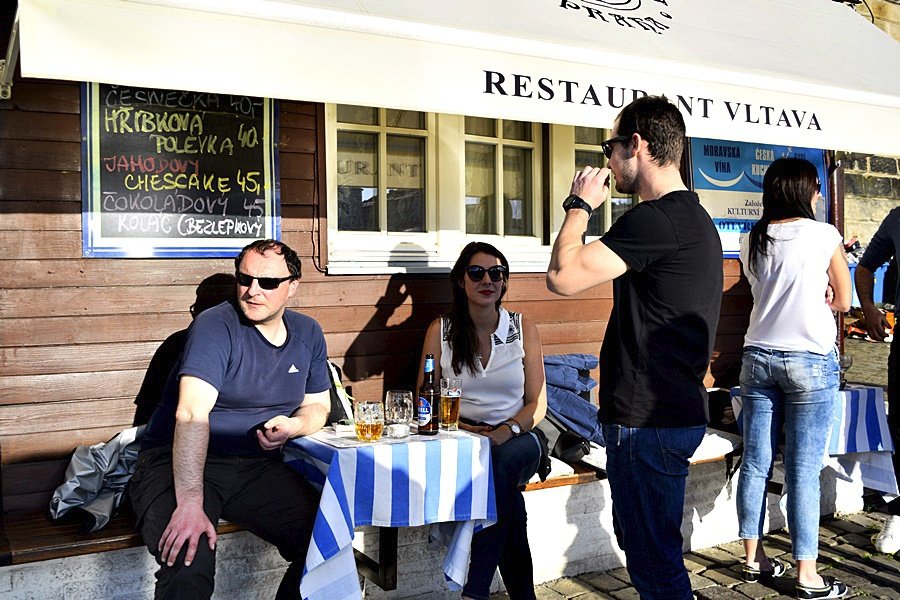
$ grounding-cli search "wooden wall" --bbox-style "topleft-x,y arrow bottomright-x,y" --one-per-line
0,67 -> 749,513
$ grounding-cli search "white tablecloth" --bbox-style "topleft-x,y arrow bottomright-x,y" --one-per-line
731,384 -> 897,495
284,429 -> 497,600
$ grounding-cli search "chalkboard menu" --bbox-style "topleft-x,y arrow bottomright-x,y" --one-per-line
82,84 -> 278,257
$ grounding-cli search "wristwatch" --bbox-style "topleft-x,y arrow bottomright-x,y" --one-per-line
562,194 -> 593,217
503,420 -> 522,436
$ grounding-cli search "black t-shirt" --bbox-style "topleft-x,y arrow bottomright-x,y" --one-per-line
598,190 -> 723,427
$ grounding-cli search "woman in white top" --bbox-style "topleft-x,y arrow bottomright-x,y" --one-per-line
418,241 -> 547,600
737,158 -> 851,600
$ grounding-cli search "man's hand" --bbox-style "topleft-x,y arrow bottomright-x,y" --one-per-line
570,166 -> 612,210
256,415 -> 297,450
158,502 -> 217,567
862,304 -> 891,342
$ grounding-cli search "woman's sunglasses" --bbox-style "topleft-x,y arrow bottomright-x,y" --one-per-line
465,265 -> 509,282
235,271 -> 295,290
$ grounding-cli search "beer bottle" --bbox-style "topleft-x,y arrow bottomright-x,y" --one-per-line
418,354 -> 439,435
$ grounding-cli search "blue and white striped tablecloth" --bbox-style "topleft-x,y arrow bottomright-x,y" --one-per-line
284,430 -> 497,600
731,385 -> 897,494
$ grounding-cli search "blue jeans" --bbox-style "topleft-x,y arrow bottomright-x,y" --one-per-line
602,423 -> 705,600
463,432 -> 541,600
737,346 -> 839,560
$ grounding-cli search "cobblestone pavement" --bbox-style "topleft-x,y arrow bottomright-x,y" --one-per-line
492,340 -> 898,600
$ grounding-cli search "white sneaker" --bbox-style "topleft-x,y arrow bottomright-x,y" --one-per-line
874,515 -> 900,554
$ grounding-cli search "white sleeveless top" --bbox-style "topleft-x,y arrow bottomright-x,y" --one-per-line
740,219 -> 842,355
440,308 -> 526,425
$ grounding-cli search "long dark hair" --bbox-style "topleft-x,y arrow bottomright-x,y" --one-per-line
746,157 -> 819,277
447,241 -> 510,376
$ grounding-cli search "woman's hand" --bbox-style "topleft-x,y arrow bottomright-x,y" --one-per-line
459,421 -> 493,435
484,424 -> 515,446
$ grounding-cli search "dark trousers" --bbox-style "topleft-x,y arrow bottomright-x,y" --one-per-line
462,432 -> 541,600
128,446 -> 319,600
603,424 -> 705,600
887,335 -> 900,515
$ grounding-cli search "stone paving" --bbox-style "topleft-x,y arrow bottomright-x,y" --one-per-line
491,340 -> 898,600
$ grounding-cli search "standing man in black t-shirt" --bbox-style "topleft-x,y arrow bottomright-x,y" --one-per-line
547,95 -> 722,600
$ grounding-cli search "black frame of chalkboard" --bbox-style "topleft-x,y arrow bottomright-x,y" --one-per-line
80,83 -> 280,258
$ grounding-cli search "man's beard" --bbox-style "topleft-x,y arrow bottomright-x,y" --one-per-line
614,161 -> 638,195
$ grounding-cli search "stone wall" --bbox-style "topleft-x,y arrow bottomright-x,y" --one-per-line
842,0 -> 900,243
841,153 -> 900,244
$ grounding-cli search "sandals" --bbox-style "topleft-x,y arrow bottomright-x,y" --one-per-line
741,556 -> 788,582
796,575 -> 848,599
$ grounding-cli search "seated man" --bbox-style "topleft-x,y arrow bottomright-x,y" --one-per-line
130,239 -> 331,600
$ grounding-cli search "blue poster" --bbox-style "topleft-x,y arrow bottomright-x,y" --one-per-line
690,139 -> 828,257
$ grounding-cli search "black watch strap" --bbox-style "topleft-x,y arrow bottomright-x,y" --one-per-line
563,194 -> 593,217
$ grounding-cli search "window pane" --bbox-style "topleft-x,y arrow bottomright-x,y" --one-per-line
575,126 -> 603,145
502,120 -> 532,142
503,147 -> 532,236
465,142 -> 496,234
386,109 -> 424,130
337,104 -> 377,125
337,132 -> 378,231
611,195 -> 637,225
386,135 -> 425,232
465,116 -> 495,137
575,150 -> 604,236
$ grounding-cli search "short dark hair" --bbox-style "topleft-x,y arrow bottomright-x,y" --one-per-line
233,239 -> 301,279
615,95 -> 685,166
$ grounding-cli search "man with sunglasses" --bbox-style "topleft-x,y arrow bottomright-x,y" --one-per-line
548,96 -> 722,600
132,239 -> 331,600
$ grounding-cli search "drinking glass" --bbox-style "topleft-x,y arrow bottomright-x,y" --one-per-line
354,400 -> 384,442
384,390 -> 414,438
439,377 -> 462,431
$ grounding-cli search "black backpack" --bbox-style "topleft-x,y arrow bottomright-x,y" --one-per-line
533,411 -> 592,464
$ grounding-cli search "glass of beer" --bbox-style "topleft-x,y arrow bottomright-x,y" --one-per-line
384,390 -> 414,438
354,400 -> 384,442
439,377 -> 462,431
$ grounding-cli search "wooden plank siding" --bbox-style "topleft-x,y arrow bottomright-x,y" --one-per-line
0,75 -> 750,514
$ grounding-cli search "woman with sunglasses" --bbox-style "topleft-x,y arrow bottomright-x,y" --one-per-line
737,158 -> 851,600
417,241 -> 547,600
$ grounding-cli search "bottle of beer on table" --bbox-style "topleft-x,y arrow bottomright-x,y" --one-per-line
418,353 -> 439,435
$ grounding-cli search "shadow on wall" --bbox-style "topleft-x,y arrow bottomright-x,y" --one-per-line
132,273 -> 237,426
341,244 -> 447,399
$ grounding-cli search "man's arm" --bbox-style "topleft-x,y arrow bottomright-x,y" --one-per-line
547,166 -> 628,296
159,375 -> 218,567
256,389 -> 331,451
855,264 -> 890,341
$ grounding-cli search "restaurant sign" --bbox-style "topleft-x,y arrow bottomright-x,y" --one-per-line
690,138 -> 828,258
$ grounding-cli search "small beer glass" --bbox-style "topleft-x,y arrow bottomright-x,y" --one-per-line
439,377 -> 462,431
384,390 -> 414,438
354,400 -> 384,442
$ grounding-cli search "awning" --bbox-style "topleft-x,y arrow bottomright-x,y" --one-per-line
18,0 -> 900,156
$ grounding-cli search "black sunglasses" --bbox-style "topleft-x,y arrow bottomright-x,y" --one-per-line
600,134 -> 631,159
235,271 -> 295,290
465,265 -> 509,282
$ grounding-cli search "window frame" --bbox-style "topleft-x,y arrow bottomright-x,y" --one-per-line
325,106 -> 549,274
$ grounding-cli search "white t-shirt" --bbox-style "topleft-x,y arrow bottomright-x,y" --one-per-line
740,219 -> 842,354
440,308 -> 525,425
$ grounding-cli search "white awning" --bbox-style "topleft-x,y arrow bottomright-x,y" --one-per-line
18,0 -> 900,156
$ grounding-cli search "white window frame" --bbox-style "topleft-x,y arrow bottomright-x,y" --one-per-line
326,106 -> 551,274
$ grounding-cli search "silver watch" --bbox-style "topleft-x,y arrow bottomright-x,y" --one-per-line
504,420 -> 522,436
